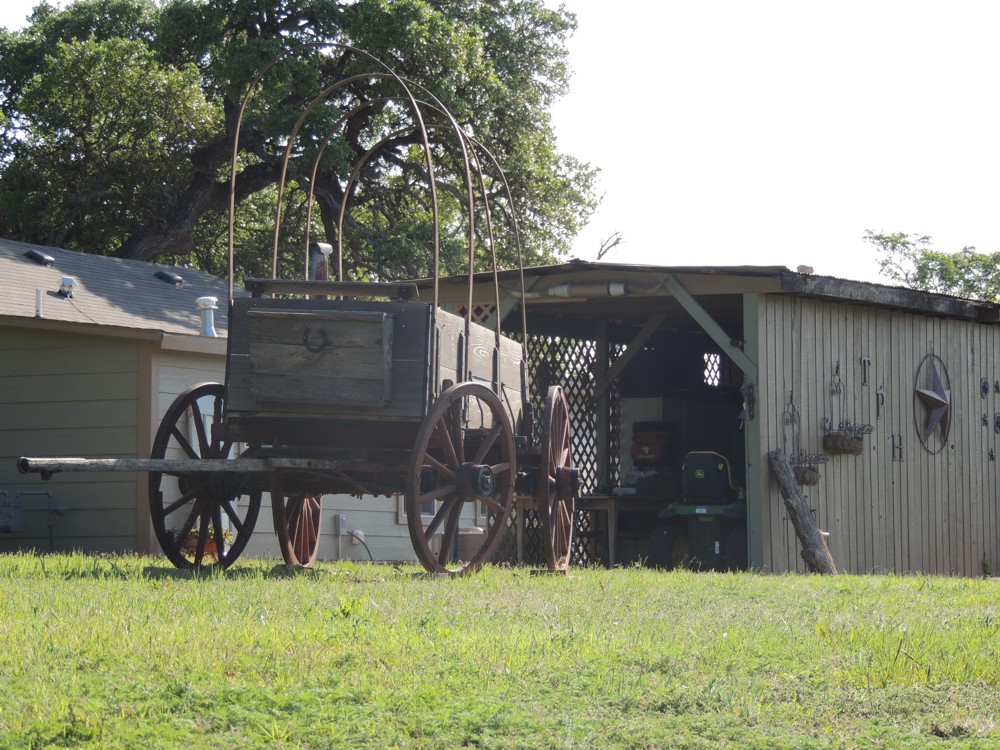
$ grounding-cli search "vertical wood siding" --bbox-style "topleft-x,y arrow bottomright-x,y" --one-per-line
0,327 -> 141,552
753,296 -> 1000,575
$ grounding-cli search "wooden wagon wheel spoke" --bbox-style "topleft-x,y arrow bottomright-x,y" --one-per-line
149,383 -> 261,570
294,508 -> 318,562
437,502 -> 464,566
471,423 -> 503,464
191,518 -> 211,566
559,500 -> 573,528
288,498 -> 314,563
424,495 -> 460,538
189,401 -> 211,456
272,487 -> 323,568
169,427 -> 200,460
478,495 -> 508,515
432,417 -> 461,471
161,484 -> 204,518
406,382 -> 515,576
177,503 -> 202,543
537,385 -> 577,573
490,461 -> 512,477
419,482 -> 458,507
220,500 -> 246,533
423,453 -> 456,481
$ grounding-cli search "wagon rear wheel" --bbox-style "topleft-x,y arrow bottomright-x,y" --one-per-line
538,386 -> 577,572
406,382 -> 515,575
271,484 -> 322,567
148,382 -> 261,570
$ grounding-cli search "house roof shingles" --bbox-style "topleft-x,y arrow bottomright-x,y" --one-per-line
0,238 -> 233,337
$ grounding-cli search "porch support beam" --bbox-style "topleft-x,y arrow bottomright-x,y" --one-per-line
594,313 -> 668,399
659,274 -> 757,378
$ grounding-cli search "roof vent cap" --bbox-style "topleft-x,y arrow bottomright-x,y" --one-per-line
25,249 -> 55,267
196,296 -> 218,337
155,270 -> 184,286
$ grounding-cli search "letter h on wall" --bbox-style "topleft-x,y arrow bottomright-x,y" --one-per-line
891,433 -> 904,463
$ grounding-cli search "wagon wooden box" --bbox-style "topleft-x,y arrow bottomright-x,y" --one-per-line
222,288 -> 525,446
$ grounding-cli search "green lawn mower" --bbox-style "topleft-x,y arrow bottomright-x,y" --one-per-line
647,451 -> 747,571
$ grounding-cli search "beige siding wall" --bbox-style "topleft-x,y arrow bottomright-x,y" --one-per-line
141,348 -> 228,554
754,295 -> 1000,576
0,326 -> 141,552
245,493 -> 454,563
157,353 -> 227,410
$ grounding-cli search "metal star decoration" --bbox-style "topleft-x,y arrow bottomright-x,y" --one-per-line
915,359 -> 951,443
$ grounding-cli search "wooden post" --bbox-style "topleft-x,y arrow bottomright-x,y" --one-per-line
767,448 -> 838,574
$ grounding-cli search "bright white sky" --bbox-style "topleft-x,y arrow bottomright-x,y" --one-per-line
551,1 -> 1000,281
3,0 -> 1000,283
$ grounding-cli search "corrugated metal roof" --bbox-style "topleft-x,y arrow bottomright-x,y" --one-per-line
0,238 -> 235,337
426,260 -> 1000,323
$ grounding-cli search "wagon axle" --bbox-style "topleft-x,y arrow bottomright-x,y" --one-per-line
554,466 -> 580,501
458,463 -> 496,500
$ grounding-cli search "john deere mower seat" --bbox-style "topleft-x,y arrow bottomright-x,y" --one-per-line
681,451 -> 738,504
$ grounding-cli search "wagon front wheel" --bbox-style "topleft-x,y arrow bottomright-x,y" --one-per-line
148,382 -> 261,570
405,382 -> 516,575
271,483 -> 322,567
538,386 -> 577,572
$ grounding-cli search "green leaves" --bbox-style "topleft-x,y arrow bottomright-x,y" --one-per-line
1,35 -> 218,251
0,0 -> 597,280
865,230 -> 1000,302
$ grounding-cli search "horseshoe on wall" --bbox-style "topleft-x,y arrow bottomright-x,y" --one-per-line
302,327 -> 329,353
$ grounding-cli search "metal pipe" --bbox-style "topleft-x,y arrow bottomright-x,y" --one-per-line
512,280 -> 661,299
14,490 -> 61,548
196,297 -> 218,337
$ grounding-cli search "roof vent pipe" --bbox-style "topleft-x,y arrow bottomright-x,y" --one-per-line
309,242 -> 333,281
196,296 -> 218,338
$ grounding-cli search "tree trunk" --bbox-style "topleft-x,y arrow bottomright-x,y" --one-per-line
114,144 -> 282,263
767,449 -> 838,574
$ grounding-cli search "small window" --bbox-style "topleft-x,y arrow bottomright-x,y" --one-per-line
703,353 -> 721,387
396,493 -> 437,525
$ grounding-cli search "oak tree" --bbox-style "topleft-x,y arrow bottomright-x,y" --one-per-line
0,0 -> 598,282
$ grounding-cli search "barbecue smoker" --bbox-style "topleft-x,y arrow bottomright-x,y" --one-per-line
18,45 -> 578,575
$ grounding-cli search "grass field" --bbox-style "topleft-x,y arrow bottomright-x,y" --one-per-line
0,553 -> 998,749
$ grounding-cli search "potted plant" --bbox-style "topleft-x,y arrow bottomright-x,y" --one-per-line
177,524 -> 234,561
